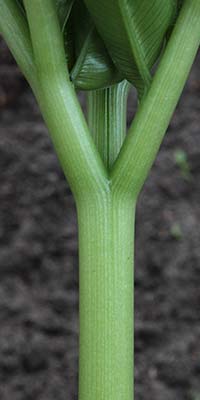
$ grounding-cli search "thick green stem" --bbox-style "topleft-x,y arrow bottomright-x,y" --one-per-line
23,0 -> 108,198
1,3 -> 199,400
87,81 -> 129,169
77,193 -> 135,400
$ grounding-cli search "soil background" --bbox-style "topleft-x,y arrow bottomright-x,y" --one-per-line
0,39 -> 200,400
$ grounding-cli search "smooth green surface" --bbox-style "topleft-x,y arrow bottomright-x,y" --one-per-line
23,0 -> 108,198
0,0 -> 36,88
78,194 -> 135,400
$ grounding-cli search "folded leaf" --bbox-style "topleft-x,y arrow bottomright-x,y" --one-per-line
70,0 -> 122,90
56,0 -> 75,70
84,0 -> 176,96
16,0 -> 25,14
56,0 -> 74,32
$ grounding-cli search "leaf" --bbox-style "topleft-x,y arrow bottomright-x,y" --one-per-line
56,0 -> 74,32
84,0 -> 176,96
15,0 -> 26,15
55,0 -> 75,70
178,0 -> 184,10
63,18 -> 75,71
70,0 -> 122,90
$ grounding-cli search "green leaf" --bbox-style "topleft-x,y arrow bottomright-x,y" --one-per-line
55,0 -> 75,70
56,0 -> 74,32
70,0 -> 121,90
15,0 -> 26,15
178,0 -> 184,10
63,18 -> 75,71
84,0 -> 176,96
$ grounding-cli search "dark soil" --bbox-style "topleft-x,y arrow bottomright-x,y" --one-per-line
0,39 -> 200,400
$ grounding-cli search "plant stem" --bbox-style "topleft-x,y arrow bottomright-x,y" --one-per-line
23,0 -> 108,197
0,0 -> 37,88
1,3 -> 199,400
78,81 -> 134,400
111,0 -> 200,198
87,81 -> 129,169
78,193 -> 135,400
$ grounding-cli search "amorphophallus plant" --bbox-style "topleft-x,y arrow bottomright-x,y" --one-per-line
0,1 -> 199,399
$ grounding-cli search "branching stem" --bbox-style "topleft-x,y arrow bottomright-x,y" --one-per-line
111,0 -> 200,198
0,2 -> 200,400
23,0 -> 108,199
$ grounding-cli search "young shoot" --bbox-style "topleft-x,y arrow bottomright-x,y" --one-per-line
0,1 -> 200,399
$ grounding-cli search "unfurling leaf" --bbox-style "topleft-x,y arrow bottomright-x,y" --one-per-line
56,0 -> 74,32
70,0 -> 121,90
15,0 -> 25,14
84,0 -> 176,96
56,0 -> 75,70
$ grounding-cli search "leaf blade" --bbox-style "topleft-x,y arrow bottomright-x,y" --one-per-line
56,0 -> 74,32
71,0 -> 122,90
84,0 -> 176,95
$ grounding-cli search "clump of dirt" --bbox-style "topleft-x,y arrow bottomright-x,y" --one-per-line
0,42 -> 200,400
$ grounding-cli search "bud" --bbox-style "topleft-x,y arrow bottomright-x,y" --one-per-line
83,0 -> 178,97
57,0 -> 122,90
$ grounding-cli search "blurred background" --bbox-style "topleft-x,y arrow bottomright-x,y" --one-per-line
0,38 -> 200,400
